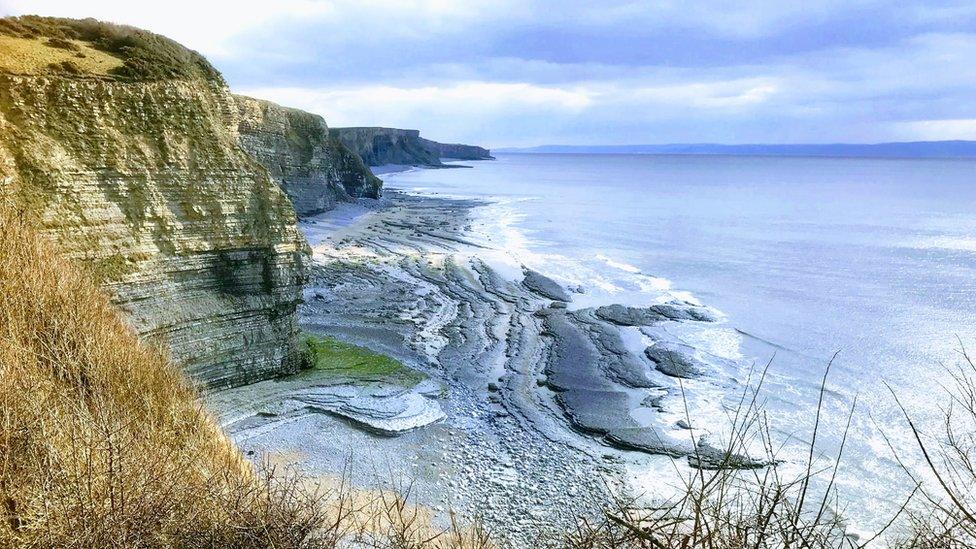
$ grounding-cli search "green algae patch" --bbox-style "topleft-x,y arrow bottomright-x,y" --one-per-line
301,334 -> 425,385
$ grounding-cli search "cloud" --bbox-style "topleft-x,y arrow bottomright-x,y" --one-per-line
891,119 -> 976,140
619,79 -> 780,109
243,82 -> 593,118
241,25 -> 976,146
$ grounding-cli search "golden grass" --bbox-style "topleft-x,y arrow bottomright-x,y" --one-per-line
0,203 -> 323,547
0,35 -> 123,76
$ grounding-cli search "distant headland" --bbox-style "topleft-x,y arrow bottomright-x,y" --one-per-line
496,140 -> 976,159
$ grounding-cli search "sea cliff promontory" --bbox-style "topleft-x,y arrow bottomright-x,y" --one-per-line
330,126 -> 493,167
426,140 -> 495,161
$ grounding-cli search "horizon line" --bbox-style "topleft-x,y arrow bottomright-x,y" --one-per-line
495,139 -> 976,150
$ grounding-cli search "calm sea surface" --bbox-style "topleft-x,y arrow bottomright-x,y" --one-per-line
387,152 -> 976,531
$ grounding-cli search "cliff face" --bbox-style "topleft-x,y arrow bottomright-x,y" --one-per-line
329,127 -> 443,166
234,95 -> 381,217
425,141 -> 494,161
330,127 -> 493,167
0,21 -> 310,389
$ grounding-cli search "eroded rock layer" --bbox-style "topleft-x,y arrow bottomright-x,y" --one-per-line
329,127 -> 442,166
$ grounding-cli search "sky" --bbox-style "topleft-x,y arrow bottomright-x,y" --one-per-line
2,1 -> 976,147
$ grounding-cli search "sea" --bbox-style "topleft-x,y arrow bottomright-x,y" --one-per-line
384,152 -> 976,535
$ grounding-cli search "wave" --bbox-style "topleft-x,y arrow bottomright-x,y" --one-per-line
595,254 -> 642,274
734,328 -> 795,352
910,234 -> 976,252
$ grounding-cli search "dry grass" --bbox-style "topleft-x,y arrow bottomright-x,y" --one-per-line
305,471 -> 493,549
883,345 -> 976,547
0,203 -> 324,547
558,350 -> 976,548
0,35 -> 123,76
0,16 -> 224,83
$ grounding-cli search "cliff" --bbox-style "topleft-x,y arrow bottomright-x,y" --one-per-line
329,127 -> 441,166
0,17 -> 309,388
234,95 -> 381,216
330,126 -> 493,166
425,141 -> 494,161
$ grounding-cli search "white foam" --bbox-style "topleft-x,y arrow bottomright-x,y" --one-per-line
635,274 -> 674,293
457,197 -> 727,322
595,253 -> 642,274
683,327 -> 744,361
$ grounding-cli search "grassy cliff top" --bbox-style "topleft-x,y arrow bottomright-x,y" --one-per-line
0,16 -> 224,84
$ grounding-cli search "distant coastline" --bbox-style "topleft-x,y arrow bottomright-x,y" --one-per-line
495,140 -> 976,159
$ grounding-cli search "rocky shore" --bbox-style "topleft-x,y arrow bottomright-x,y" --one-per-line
208,189 -> 742,546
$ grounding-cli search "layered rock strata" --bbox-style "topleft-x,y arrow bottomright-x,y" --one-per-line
215,191 -> 752,545
0,20 -> 313,389
0,17 -> 390,388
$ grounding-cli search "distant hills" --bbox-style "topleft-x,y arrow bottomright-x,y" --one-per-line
495,141 -> 976,159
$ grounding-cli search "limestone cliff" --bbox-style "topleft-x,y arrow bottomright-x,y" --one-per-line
0,17 -> 309,388
330,127 -> 492,166
234,95 -> 381,217
329,127 -> 442,166
425,141 -> 494,161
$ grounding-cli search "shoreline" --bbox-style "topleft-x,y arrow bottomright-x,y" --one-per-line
208,187 -> 749,546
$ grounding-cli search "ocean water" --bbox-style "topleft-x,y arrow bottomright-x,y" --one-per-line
386,153 -> 976,533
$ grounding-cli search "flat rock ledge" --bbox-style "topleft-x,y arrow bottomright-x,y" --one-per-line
212,375 -> 446,439
689,440 -> 768,470
211,190 -> 766,546
644,341 -> 710,379
522,268 -> 571,302
595,301 -> 720,326
302,381 -> 446,436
